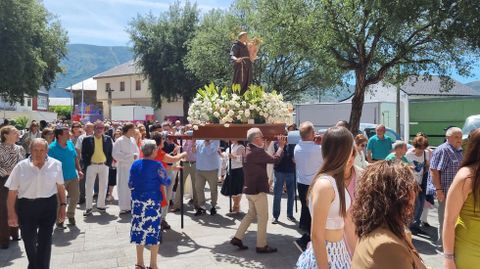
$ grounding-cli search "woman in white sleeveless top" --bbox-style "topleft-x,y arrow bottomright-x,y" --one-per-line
297,126 -> 357,269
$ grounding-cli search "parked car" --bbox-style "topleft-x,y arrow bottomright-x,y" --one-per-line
462,114 -> 480,151
462,114 -> 480,139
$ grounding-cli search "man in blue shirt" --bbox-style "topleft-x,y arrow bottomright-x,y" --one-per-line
194,140 -> 220,216
48,127 -> 83,228
367,124 -> 393,162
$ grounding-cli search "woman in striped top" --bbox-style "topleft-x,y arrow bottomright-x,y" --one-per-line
0,125 -> 26,249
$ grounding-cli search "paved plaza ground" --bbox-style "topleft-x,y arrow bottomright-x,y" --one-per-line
0,186 -> 442,269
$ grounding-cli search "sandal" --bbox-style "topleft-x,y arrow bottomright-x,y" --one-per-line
135,264 -> 146,269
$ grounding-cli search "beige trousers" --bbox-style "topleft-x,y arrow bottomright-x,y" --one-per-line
234,192 -> 268,247
174,162 -> 198,209
195,170 -> 218,208
57,179 -> 80,222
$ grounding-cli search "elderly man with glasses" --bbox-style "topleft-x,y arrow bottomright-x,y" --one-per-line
81,121 -> 114,216
231,128 -> 286,254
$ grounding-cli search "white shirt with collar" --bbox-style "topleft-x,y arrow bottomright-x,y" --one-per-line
294,140 -> 323,186
4,157 -> 64,199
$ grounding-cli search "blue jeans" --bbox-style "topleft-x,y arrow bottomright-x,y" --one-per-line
273,171 -> 295,219
412,191 -> 426,227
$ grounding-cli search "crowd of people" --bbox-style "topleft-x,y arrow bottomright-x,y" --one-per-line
0,117 -> 479,269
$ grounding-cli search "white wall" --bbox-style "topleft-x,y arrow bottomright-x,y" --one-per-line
154,101 -> 184,121
96,74 -> 150,101
2,110 -> 57,122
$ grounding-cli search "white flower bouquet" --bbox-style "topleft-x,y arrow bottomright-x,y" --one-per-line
187,83 -> 293,125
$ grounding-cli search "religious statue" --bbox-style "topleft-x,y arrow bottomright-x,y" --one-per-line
230,32 -> 261,95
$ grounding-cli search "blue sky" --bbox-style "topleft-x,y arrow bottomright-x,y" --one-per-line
43,0 -> 479,84
43,0 -> 232,46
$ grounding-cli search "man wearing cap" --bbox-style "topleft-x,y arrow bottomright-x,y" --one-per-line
230,31 -> 252,94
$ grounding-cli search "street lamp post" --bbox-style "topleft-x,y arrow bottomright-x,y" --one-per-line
106,86 -> 114,120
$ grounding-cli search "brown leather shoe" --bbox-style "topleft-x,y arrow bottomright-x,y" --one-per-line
256,245 -> 277,253
230,237 -> 248,250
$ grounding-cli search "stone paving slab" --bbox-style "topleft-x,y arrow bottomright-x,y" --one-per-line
0,187 -> 442,268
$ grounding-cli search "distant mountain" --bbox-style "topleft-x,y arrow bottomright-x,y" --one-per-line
49,44 -> 133,97
466,81 -> 480,94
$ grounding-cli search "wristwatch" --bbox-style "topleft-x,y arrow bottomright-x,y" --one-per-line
60,203 -> 67,207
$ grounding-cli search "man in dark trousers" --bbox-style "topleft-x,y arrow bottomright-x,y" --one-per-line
5,138 -> 66,269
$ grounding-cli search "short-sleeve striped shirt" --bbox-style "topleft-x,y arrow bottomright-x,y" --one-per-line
0,142 -> 26,177
428,142 -> 463,194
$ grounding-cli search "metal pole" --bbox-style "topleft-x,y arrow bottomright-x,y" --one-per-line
70,85 -> 74,120
81,81 -> 84,120
396,86 -> 401,135
228,141 -> 232,213
180,137 -> 184,229
294,168 -> 298,213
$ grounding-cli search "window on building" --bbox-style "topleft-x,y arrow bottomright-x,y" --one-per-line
120,81 -> 125,91
27,98 -> 31,107
105,82 -> 111,91
135,80 -> 141,91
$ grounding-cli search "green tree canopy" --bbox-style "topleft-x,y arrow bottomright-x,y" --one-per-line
0,0 -> 68,103
185,0 -> 337,101
128,0 -> 201,118
303,0 -> 479,131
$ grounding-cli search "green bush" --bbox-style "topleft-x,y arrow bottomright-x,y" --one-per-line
49,105 -> 71,119
14,116 -> 29,130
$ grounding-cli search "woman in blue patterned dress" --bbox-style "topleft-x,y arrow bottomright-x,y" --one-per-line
129,140 -> 171,269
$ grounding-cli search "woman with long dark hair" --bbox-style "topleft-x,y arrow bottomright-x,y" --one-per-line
297,126 -> 357,268
443,128 -> 480,269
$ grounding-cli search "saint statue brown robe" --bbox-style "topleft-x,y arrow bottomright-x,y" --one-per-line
230,40 -> 252,95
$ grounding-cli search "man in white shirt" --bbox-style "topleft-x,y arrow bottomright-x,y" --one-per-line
293,121 -> 323,251
112,123 -> 139,214
5,138 -> 66,269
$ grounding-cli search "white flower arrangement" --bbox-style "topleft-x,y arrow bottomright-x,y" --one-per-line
187,83 -> 293,125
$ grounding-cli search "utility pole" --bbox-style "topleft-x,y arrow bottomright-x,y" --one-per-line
396,86 -> 401,135
81,81 -> 85,120
106,86 -> 114,120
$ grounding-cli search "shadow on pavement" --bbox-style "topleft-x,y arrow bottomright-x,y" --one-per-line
183,210 -> 238,230
159,230 -> 202,257
83,212 -> 119,225
0,240 -> 23,268
210,232 -> 299,269
412,225 -> 439,256
52,225 -> 83,247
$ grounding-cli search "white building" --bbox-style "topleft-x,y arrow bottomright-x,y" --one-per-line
93,60 -> 183,121
1,87 -> 57,122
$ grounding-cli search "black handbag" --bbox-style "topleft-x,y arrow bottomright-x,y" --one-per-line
220,172 -> 233,196
420,151 -> 428,195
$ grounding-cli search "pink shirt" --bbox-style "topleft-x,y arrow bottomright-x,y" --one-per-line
347,169 -> 357,201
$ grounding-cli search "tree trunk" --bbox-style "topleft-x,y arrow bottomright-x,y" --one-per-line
182,95 -> 191,124
349,70 -> 367,134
